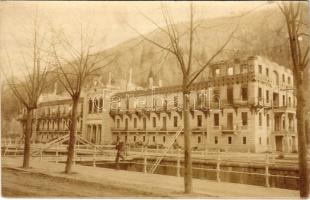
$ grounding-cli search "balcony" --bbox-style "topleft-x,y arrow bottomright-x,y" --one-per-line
272,129 -> 288,135
221,125 -> 237,134
273,104 -> 296,113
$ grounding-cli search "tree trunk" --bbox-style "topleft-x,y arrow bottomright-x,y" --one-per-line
65,97 -> 79,173
23,108 -> 33,168
296,82 -> 309,197
183,80 -> 192,194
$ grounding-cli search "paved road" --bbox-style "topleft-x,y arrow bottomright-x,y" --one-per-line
1,168 -> 155,197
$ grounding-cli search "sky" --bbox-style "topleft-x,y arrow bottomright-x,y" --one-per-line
0,1 -> 276,76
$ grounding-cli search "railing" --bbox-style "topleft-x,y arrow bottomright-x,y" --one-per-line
149,128 -> 183,174
3,142 -> 300,190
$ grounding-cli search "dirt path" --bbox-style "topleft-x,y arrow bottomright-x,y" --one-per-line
1,168 -> 156,197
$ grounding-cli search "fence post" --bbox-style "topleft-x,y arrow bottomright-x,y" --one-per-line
247,148 -> 251,164
3,146 -> 7,157
204,148 -> 208,160
176,148 -> 181,177
93,146 -> 97,167
143,146 -> 147,174
14,141 -> 19,156
265,154 -> 270,187
56,143 -> 59,163
73,150 -> 76,166
127,144 -> 131,156
40,148 -> 43,162
216,150 -> 221,182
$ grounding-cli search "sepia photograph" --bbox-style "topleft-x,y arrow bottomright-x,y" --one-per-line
0,1 -> 309,198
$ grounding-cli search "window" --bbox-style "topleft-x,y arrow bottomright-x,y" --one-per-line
126,96 -> 129,110
258,87 -> 262,100
88,99 -> 93,113
242,112 -> 248,126
282,74 -> 285,82
134,118 -> 137,128
152,117 -> 156,127
228,136 -> 232,144
152,98 -> 157,110
241,86 -> 248,101
163,136 -> 166,143
197,115 -> 202,127
259,137 -> 262,145
198,136 -> 201,144
99,98 -> 103,112
174,96 -> 178,107
94,98 -> 98,113
241,64 -> 248,73
266,90 -> 269,103
143,118 -> 146,130
173,116 -> 178,127
288,76 -> 291,84
143,136 -> 146,142
288,97 -> 292,106
214,136 -> 218,144
227,67 -> 234,75
212,89 -> 220,102
243,137 -> 247,144
266,114 -> 270,127
283,95 -> 286,106
258,65 -> 262,74
197,92 -> 204,107
227,113 -> 233,129
214,113 -> 219,126
133,136 -> 136,142
125,119 -> 128,129
116,119 -> 120,129
227,87 -> 234,104
259,113 -> 262,126
162,116 -> 167,129
266,68 -> 269,76
215,68 -> 220,76
153,136 -> 156,142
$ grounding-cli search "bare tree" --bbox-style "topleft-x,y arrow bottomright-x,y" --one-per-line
1,14 -> 52,168
278,2 -> 309,197
51,27 -> 116,173
130,3 -> 243,193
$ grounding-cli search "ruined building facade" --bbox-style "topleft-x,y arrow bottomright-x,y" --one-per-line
109,56 -> 297,153
18,56 -> 297,153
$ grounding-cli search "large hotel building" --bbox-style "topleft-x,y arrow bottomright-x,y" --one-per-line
18,56 -> 297,153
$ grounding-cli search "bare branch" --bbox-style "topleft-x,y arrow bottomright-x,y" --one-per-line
187,22 -> 239,87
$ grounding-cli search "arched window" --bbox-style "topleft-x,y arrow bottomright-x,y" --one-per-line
94,98 -> 98,113
273,71 -> 279,86
88,99 -> 93,113
99,97 -> 103,112
227,66 -> 234,75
